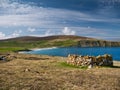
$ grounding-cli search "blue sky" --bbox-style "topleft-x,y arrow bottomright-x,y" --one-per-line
0,0 -> 120,40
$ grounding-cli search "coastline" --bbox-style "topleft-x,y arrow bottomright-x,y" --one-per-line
17,47 -> 120,61
30,47 -> 58,51
18,47 -> 58,54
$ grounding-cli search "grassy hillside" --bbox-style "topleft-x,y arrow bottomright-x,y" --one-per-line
0,54 -> 120,90
0,35 -> 120,53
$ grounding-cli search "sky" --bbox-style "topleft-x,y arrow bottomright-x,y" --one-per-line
0,0 -> 120,40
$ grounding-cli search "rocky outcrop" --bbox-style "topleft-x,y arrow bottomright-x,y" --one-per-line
77,40 -> 120,47
0,54 -> 16,61
67,54 -> 113,68
0,56 -> 6,60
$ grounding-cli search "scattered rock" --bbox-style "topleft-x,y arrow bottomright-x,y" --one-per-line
24,68 -> 31,72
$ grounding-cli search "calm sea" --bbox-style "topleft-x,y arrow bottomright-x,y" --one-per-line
24,47 -> 120,61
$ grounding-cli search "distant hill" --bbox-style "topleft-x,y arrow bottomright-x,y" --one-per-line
1,35 -> 94,41
0,35 -> 120,52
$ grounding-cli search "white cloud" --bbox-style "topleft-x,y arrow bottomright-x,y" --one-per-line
12,30 -> 22,37
62,27 -> 76,35
28,27 -> 36,32
0,0 -> 119,40
0,0 -> 10,8
0,0 -> 34,14
44,30 -> 54,36
0,32 -> 6,39
100,0 -> 120,6
29,30 -> 56,37
0,0 -> 119,28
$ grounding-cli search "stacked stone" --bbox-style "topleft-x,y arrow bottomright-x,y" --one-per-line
67,54 -> 113,68
96,54 -> 113,66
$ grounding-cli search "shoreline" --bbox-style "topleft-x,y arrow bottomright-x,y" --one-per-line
30,47 -> 58,51
18,47 -> 58,54
17,47 -> 120,62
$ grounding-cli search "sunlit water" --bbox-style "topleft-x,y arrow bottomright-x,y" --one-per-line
23,47 -> 120,61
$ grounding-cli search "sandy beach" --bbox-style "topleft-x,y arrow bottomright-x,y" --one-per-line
0,53 -> 120,90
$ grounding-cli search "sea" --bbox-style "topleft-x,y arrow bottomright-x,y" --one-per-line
23,47 -> 120,61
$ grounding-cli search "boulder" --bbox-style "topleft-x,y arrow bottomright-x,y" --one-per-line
0,56 -> 6,60
0,54 -> 16,61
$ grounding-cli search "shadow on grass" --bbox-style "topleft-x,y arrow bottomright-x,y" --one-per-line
111,66 -> 120,68
0,60 -> 11,63
24,57 -> 49,60
59,62 -> 120,69
99,65 -> 120,69
59,62 -> 88,69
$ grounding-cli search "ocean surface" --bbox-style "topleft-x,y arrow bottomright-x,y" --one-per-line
24,47 -> 120,61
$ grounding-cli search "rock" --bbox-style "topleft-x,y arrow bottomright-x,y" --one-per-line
0,56 -> 6,61
67,54 -> 113,68
24,68 -> 31,72
67,54 -> 78,65
88,64 -> 93,69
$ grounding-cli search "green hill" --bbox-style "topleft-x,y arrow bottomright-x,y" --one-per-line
0,35 -> 120,52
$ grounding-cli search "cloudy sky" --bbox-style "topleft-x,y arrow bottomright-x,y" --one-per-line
0,0 -> 120,40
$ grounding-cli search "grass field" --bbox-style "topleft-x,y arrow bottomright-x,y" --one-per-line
0,53 -> 120,90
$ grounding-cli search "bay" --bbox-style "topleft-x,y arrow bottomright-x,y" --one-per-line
24,47 -> 120,61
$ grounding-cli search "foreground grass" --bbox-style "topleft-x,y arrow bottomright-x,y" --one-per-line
0,54 -> 120,90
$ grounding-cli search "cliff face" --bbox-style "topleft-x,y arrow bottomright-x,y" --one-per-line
77,40 -> 120,47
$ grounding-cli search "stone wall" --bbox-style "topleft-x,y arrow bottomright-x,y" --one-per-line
67,54 -> 113,68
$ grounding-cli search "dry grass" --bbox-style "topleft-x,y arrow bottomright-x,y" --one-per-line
0,53 -> 120,90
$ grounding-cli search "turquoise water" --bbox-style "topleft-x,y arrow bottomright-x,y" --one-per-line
24,47 -> 120,61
